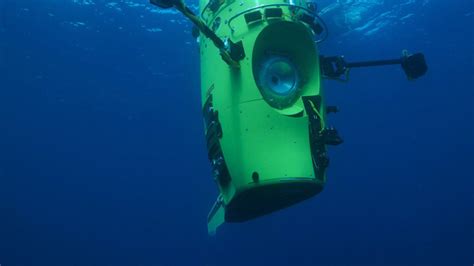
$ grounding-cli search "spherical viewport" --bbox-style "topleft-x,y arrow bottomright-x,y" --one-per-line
260,57 -> 299,96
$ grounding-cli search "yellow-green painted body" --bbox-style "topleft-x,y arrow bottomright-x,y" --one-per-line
200,0 -> 327,234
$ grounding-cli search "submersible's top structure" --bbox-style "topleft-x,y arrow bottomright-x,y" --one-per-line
150,0 -> 427,235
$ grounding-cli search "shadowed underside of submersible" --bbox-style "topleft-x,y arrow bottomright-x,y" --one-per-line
149,0 -> 428,235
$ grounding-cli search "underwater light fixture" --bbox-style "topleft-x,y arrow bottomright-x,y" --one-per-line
149,0 -> 428,235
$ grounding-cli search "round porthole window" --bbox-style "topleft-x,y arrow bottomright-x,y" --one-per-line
256,55 -> 302,109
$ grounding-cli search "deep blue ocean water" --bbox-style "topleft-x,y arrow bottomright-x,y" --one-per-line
0,0 -> 473,265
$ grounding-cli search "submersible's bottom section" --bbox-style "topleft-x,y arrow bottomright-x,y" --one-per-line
225,179 -> 324,223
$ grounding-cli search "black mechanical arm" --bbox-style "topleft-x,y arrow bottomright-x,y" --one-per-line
320,50 -> 428,81
150,0 -> 244,67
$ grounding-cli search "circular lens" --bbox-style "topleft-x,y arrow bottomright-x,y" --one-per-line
260,57 -> 298,95
257,55 -> 301,109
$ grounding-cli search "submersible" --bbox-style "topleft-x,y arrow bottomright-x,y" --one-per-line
150,0 -> 427,235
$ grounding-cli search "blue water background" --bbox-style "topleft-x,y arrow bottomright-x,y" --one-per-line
0,0 -> 473,265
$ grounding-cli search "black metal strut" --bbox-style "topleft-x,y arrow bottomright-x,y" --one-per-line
149,0 -> 244,67
320,51 -> 428,81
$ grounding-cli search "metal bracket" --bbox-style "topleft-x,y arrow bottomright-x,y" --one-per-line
302,96 -> 329,174
203,95 -> 231,187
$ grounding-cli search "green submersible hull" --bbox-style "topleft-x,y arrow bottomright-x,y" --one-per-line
198,0 -> 336,235
149,0 -> 427,235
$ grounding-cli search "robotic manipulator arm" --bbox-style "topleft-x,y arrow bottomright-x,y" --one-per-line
320,50 -> 428,81
150,0 -> 242,68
